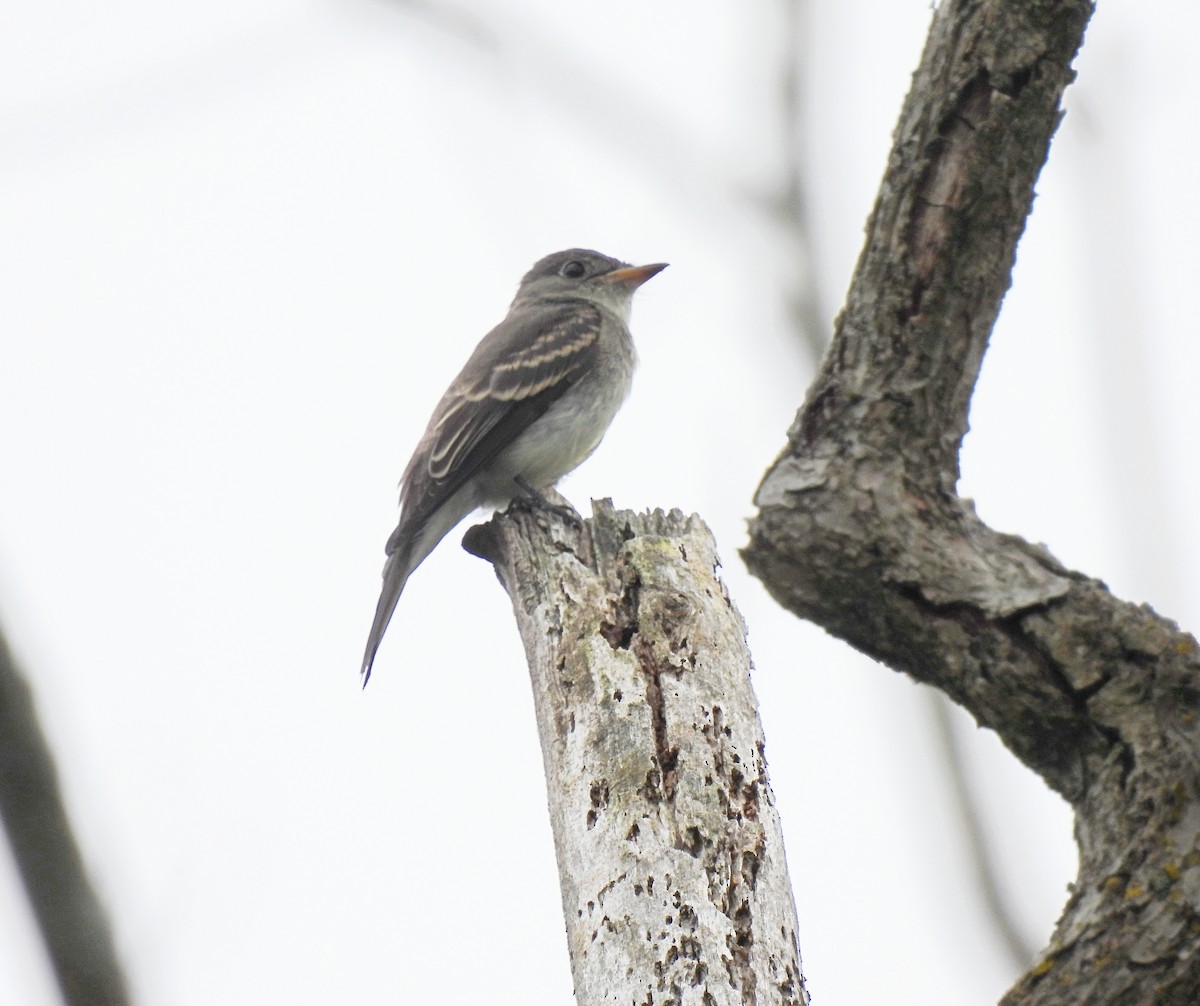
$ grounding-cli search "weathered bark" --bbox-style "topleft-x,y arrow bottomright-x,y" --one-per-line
744,0 -> 1200,1003
0,623 -> 132,1006
465,501 -> 807,1006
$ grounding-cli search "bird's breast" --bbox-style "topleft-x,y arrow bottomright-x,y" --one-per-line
479,325 -> 635,501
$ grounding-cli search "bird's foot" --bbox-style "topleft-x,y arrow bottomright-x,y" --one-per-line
513,476 -> 584,527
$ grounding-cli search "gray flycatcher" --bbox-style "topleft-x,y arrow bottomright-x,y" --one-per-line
360,248 -> 667,684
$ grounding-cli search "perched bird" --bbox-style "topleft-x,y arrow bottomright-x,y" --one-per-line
361,248 -> 667,684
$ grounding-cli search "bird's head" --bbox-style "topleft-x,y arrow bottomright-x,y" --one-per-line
513,249 -> 668,319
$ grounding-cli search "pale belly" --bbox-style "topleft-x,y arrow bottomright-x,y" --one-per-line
478,362 -> 633,504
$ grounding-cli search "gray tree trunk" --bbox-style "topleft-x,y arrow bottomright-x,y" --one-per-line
465,502 -> 807,1006
744,0 -> 1200,1003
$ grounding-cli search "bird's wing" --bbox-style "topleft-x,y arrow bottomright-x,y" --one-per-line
392,302 -> 602,543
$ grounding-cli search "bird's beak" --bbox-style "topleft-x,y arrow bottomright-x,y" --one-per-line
600,262 -> 669,288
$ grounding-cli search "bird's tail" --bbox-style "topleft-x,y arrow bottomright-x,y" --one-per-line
360,548 -> 414,687
360,485 -> 479,686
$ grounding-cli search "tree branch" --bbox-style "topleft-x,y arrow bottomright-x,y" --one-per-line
745,0 -> 1200,1001
0,622 -> 131,1006
466,501 -> 808,1006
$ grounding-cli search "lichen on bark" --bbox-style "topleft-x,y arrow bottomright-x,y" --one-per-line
467,501 -> 808,1006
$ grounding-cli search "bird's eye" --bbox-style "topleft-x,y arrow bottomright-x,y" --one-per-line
560,260 -> 586,279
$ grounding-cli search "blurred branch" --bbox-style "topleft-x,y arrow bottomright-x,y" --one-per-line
377,0 -> 739,241
745,0 -> 1200,1002
0,623 -> 131,1006
367,0 -> 498,50
772,0 -> 827,365
1067,87 -> 1182,606
927,690 -> 1039,969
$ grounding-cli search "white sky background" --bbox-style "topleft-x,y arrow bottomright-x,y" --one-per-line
1,1 -> 1197,1003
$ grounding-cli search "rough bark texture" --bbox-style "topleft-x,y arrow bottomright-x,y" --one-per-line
465,501 -> 807,1006
744,0 -> 1200,1003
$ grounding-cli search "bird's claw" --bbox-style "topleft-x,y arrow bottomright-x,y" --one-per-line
513,476 -> 584,527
